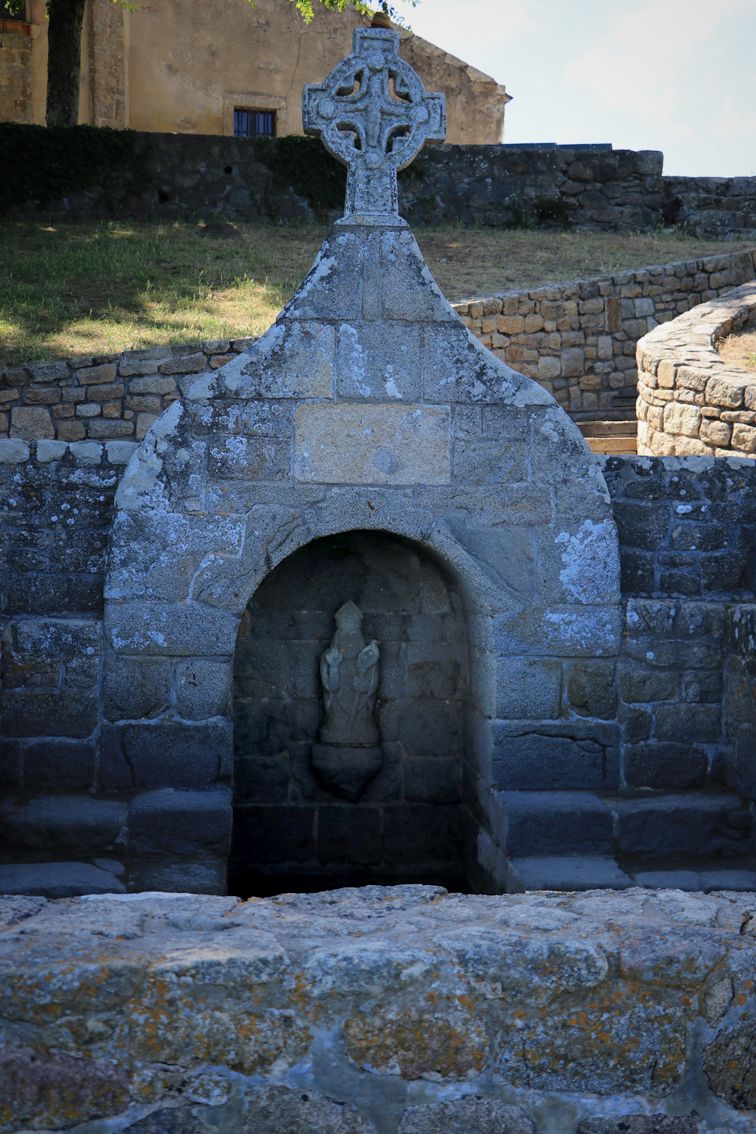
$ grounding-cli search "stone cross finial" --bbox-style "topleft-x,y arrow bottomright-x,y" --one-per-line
303,26 -> 446,222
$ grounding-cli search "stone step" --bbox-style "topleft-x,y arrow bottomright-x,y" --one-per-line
507,855 -> 633,892
585,436 -> 637,454
500,788 -> 753,866
499,791 -> 614,856
507,854 -> 756,893
579,420 -> 638,437
0,796 -> 127,857
605,791 -> 752,859
0,861 -> 126,898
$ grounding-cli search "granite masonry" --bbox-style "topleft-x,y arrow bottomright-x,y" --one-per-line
1,887 -> 755,1134
1,22 -> 755,899
637,281 -> 756,457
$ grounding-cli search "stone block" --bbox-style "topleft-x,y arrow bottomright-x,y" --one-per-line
128,788 -> 232,856
207,436 -> 290,480
104,656 -> 172,721
508,855 -> 632,893
565,660 -> 617,719
382,803 -> 462,865
654,703 -> 721,743
0,691 -> 98,739
624,743 -> 708,789
295,402 -> 451,485
494,605 -> 621,658
0,796 -> 126,852
175,658 -> 232,719
578,1117 -> 701,1133
399,1099 -> 534,1134
22,740 -> 96,791
236,322 -> 334,399
614,501 -> 669,550
452,439 -> 528,485
495,657 -> 561,719
335,322 -> 421,400
502,790 -> 613,855
76,362 -> 117,385
10,406 -> 54,440
615,792 -> 747,856
378,698 -> 462,758
36,440 -> 67,462
0,438 -> 30,462
100,720 -> 232,789
704,1020 -> 756,1110
242,1085 -> 378,1134
105,602 -> 238,656
128,857 -> 227,895
493,726 -> 617,790
0,863 -> 126,899
620,667 -> 678,704
404,756 -> 461,803
159,352 -> 207,375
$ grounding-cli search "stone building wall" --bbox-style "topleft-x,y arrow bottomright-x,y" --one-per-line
664,174 -> 756,238
2,442 -> 753,882
636,281 -> 756,457
0,17 -> 33,124
3,250 -> 754,436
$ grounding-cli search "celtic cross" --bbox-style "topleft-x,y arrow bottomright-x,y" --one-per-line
303,25 -> 446,222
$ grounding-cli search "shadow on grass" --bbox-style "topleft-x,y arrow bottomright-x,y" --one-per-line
0,219 -> 326,366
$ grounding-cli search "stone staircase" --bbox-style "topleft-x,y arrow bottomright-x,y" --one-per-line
578,417 -> 638,455
503,788 -> 756,892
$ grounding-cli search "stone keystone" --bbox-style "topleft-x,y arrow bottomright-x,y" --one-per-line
303,25 -> 446,221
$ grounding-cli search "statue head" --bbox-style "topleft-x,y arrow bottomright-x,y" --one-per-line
332,600 -> 365,657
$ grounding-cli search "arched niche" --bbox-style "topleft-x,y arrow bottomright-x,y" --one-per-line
230,529 -> 488,896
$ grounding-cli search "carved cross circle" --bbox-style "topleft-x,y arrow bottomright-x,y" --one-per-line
303,27 -> 446,220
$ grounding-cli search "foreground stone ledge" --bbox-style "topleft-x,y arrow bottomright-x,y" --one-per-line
1,886 -> 754,1134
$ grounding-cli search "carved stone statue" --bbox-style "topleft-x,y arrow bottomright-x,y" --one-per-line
311,601 -> 383,800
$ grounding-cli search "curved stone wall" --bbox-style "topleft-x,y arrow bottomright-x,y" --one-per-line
637,282 -> 756,457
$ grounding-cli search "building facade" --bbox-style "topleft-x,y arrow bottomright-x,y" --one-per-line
0,0 -> 511,144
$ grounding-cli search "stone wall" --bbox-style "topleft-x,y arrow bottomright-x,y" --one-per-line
664,175 -> 756,238
0,18 -> 33,125
10,135 -> 662,229
2,443 -> 754,878
1,887 -> 755,1134
4,250 -> 754,433
401,144 -> 664,230
457,249 -> 756,417
636,282 -> 756,457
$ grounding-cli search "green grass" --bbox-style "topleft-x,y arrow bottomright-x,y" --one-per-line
0,219 -> 752,366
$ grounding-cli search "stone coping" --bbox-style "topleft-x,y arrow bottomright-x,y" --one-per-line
1,885 -> 754,1133
636,281 -> 756,456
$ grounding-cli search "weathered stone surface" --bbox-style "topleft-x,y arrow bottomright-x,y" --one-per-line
294,402 -> 451,485
399,1098 -> 535,1134
577,1117 -> 701,1133
703,1020 -> 756,1109
0,888 -> 750,1134
0,861 -> 126,897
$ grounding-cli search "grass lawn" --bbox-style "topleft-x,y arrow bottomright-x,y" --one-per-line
0,219 -> 752,366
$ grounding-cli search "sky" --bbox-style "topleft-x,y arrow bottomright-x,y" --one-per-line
387,0 -> 756,176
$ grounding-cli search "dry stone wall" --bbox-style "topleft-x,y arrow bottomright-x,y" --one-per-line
3,250 -> 754,434
457,249 -> 756,417
1,887 -> 755,1134
636,282 -> 756,457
